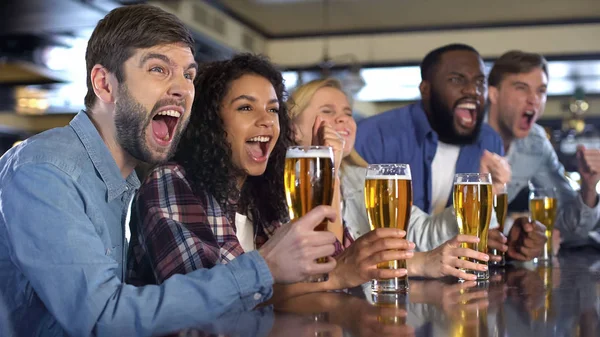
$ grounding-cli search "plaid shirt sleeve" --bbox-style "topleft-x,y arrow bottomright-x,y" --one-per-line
134,164 -> 223,284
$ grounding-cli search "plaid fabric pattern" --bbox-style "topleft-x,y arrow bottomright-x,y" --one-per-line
127,163 -> 353,286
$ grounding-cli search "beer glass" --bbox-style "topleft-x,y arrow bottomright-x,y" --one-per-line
453,173 -> 493,281
284,146 -> 335,282
529,185 -> 557,265
364,164 -> 412,293
490,184 -> 508,267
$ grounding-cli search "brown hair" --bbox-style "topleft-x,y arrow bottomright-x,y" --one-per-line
84,4 -> 195,111
488,50 -> 548,88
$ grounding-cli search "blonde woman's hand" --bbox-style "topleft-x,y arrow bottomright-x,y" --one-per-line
312,116 -> 345,172
417,234 -> 489,281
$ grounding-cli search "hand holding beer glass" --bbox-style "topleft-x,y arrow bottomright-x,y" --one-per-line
528,185 -> 557,264
490,184 -> 508,266
284,146 -> 335,282
364,164 -> 412,293
453,173 -> 493,281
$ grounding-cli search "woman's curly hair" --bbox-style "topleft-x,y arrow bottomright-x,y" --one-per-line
174,53 -> 293,228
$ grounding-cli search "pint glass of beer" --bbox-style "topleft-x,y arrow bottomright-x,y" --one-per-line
529,185 -> 557,265
364,164 -> 412,293
491,184 -> 508,267
284,146 -> 335,282
453,173 -> 493,281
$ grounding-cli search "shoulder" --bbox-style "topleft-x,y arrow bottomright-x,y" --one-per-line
528,124 -> 550,140
479,123 -> 502,142
0,126 -> 88,184
144,163 -> 189,185
358,104 -> 415,132
517,124 -> 554,154
141,163 -> 197,193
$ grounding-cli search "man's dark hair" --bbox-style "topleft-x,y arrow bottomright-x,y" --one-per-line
420,43 -> 480,81
488,50 -> 548,87
84,4 -> 195,111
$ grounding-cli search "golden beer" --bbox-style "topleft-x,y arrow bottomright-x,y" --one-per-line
364,177 -> 412,271
491,192 -> 508,266
284,152 -> 334,223
453,182 -> 493,279
529,197 -> 557,260
494,193 -> 508,233
284,146 -> 334,282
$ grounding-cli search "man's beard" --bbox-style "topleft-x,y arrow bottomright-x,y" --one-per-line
114,84 -> 187,165
428,87 -> 484,145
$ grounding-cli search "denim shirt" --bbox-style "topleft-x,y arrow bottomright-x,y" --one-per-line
355,102 -> 504,212
507,124 -> 600,246
0,112 -> 273,336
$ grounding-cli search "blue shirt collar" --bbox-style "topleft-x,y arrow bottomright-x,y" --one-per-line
410,101 -> 437,144
70,111 -> 140,201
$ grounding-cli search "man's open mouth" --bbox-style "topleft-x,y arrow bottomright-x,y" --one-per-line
519,110 -> 536,130
454,101 -> 477,128
151,110 -> 181,143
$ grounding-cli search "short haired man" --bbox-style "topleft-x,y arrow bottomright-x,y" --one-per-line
487,50 -> 600,247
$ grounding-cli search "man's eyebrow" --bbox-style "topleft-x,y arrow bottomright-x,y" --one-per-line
139,53 -> 172,67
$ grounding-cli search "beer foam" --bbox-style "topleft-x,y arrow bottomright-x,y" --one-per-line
366,175 -> 411,180
286,148 -> 333,158
453,181 -> 492,185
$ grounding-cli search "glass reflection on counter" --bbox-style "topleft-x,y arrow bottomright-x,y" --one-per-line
371,292 -> 408,325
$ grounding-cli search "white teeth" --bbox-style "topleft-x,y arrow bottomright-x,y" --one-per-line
524,111 -> 535,116
457,103 -> 477,110
460,115 -> 473,123
338,130 -> 349,136
248,136 -> 270,143
156,110 -> 181,118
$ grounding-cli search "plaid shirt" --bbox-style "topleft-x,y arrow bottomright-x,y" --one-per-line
127,163 -> 353,285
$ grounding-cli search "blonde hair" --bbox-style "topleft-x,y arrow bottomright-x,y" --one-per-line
287,78 -> 345,120
287,78 -> 368,168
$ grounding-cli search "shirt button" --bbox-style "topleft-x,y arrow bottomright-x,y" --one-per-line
253,293 -> 262,300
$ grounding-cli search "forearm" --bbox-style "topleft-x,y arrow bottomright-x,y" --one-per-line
266,281 -> 331,306
408,206 -> 457,252
406,252 -> 426,277
556,191 -> 600,246
580,182 -> 599,208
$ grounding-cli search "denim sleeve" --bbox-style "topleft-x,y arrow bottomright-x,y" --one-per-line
1,164 -> 273,336
531,143 -> 600,245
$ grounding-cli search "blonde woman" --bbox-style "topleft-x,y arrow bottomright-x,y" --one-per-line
288,78 -> 490,280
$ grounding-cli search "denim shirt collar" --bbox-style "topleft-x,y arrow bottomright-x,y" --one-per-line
410,101 -> 437,145
70,111 -> 140,201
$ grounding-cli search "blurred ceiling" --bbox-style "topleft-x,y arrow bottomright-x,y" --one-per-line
0,0 -> 233,86
213,0 -> 600,37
